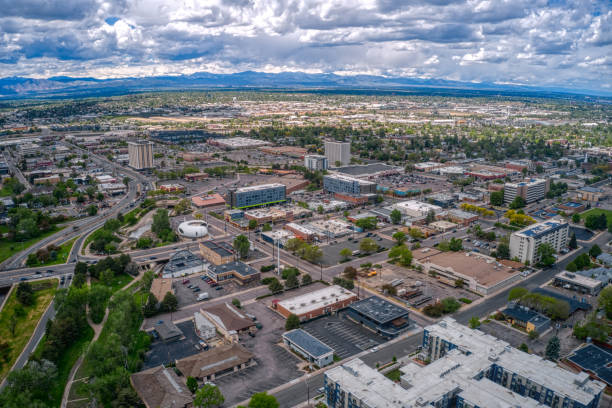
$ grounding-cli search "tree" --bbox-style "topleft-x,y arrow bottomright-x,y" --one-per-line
285,238 -> 304,253
194,383 -> 225,408
545,336 -> 560,361
161,292 -> 178,312
302,245 -> 323,263
519,343 -> 529,353
248,392 -> 280,408
392,231 -> 406,246
152,209 -> 171,238
528,330 -> 539,340
143,293 -> 159,317
469,316 -> 481,329
262,223 -> 272,232
508,287 -> 528,301
425,209 -> 436,224
572,213 -> 580,224
233,234 -> 250,259
301,274 -> 312,285
599,286 -> 612,319
87,204 -> 98,216
509,196 -> 526,209
568,232 -> 577,250
408,227 -> 424,240
343,266 -> 357,280
355,217 -> 377,231
248,219 -> 258,230
16,282 -> 34,306
388,245 -> 412,266
232,298 -> 241,308
441,297 -> 461,313
589,244 -> 602,258
496,242 -> 510,259
268,279 -> 283,293
186,376 -> 198,394
448,238 -> 463,251
360,238 -> 378,254
390,209 -> 402,225
490,190 -> 504,206
100,268 -> 114,286
339,248 -> 352,261
537,243 -> 556,266
285,314 -> 300,330
285,273 -> 299,289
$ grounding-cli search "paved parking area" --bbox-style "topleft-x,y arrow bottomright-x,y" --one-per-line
320,235 -> 394,266
174,273 -> 247,307
215,301 -> 303,406
142,321 -> 202,369
301,311 -> 384,358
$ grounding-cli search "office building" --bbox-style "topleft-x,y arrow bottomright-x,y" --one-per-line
509,219 -> 569,265
323,174 -> 377,195
274,285 -> 358,321
304,154 -> 328,171
325,318 -> 604,408
207,261 -> 260,285
283,329 -> 334,367
325,141 -> 351,166
576,186 -> 605,202
199,239 -> 236,265
162,250 -> 206,278
553,271 -> 604,295
393,200 -> 442,218
200,303 -> 255,341
346,296 -> 411,338
128,140 -> 154,170
504,178 -> 550,204
175,343 -> 254,382
228,183 -> 286,209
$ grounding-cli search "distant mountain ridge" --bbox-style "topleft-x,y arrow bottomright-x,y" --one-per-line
0,71 -> 610,100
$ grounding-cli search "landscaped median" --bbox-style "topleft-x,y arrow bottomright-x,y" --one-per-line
0,278 -> 58,382
25,237 -> 77,267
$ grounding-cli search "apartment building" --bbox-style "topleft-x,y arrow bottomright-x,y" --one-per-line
324,141 -> 351,166
304,154 -> 328,171
128,140 -> 154,170
504,178 -> 550,204
228,183 -> 286,209
509,219 -> 569,265
323,174 -> 377,195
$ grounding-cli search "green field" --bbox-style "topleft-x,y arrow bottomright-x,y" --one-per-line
0,227 -> 65,264
0,279 -> 58,382
91,273 -> 134,293
580,208 -> 612,222
28,237 -> 77,267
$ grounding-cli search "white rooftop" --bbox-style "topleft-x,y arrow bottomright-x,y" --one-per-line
277,285 -> 356,316
235,183 -> 285,193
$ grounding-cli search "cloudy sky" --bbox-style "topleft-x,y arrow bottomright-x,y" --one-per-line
0,0 -> 610,91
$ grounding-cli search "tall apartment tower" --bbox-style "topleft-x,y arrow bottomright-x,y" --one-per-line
324,141 -> 350,167
304,154 -> 328,171
504,178 -> 549,204
128,141 -> 154,170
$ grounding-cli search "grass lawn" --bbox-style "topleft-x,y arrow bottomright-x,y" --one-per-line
91,273 -> 134,293
385,368 -> 402,382
580,208 -> 612,222
0,278 -> 58,382
0,226 -> 65,264
27,237 -> 77,267
31,325 -> 95,407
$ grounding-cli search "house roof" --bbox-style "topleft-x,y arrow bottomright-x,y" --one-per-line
175,343 -> 253,379
131,365 -> 193,408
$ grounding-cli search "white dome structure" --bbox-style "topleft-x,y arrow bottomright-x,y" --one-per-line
177,220 -> 209,238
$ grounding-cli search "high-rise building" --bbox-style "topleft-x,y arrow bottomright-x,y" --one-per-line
128,141 -> 154,170
509,218 -> 569,264
304,154 -> 328,171
504,178 -> 549,203
228,183 -> 286,209
324,141 -> 350,167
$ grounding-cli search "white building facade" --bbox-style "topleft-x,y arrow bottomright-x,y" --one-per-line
509,219 -> 569,265
304,154 -> 328,171
324,141 -> 351,166
128,140 -> 154,170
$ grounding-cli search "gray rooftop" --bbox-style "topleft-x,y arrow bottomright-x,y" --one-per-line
348,296 -> 409,325
283,329 -> 334,358
336,163 -> 399,176
209,261 -> 258,277
163,250 -> 204,274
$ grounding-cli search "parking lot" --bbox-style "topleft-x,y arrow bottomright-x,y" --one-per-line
142,321 -> 202,370
174,273 -> 256,307
215,301 -> 303,406
301,311 -> 385,359
320,235 -> 394,266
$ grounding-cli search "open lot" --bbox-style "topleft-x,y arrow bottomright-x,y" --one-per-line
174,273 -> 251,307
301,311 -> 385,359
214,301 -> 303,406
320,235 -> 394,266
142,320 -> 203,370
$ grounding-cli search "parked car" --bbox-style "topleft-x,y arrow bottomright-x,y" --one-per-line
182,279 -> 190,284
215,286 -> 223,291
193,287 -> 201,293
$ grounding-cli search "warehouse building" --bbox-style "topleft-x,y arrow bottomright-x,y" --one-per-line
274,285 -> 358,321
575,186 -> 605,202
228,183 -> 286,209
346,296 -> 411,338
283,329 -> 335,367
504,178 -> 550,204
509,219 -> 569,265
175,343 -> 254,382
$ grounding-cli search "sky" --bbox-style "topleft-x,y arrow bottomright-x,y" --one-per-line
0,0 -> 610,91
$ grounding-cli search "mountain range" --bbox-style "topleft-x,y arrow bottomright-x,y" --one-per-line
0,71 -> 610,100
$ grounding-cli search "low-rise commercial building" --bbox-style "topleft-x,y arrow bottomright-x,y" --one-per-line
159,183 -> 185,193
504,178 -> 550,204
99,183 -> 127,195
229,183 -> 286,209
175,343 -> 255,382
274,285 -> 357,321
285,222 -> 317,241
346,296 -> 411,338
130,365 -> 192,408
393,200 -> 442,218
184,172 -> 209,182
200,303 -> 255,341
283,329 -> 334,367
199,240 -> 236,265
207,261 -> 260,285
211,137 -> 271,149
501,302 -> 551,333
244,207 -> 294,224
162,250 -> 206,278
576,186 -> 605,202
194,312 -> 216,340
444,209 -> 479,225
558,201 -> 586,214
509,219 -> 569,265
554,271 -> 604,295
191,193 -> 225,208
429,220 -> 458,233
153,320 -> 183,342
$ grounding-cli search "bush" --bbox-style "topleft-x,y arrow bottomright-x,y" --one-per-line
333,277 -> 354,290
281,267 -> 300,280
285,314 -> 300,330
458,297 -> 472,304
232,298 -> 241,308
261,277 -> 277,285
441,297 -> 461,313
260,265 -> 276,273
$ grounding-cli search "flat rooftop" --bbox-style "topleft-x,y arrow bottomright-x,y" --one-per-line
336,163 -> 399,176
555,271 -> 602,289
209,261 -> 258,278
516,219 -> 567,239
283,329 -> 334,358
277,285 -> 357,316
348,296 -> 409,325
235,183 -> 286,193
163,250 -> 205,274
325,173 -> 376,185
568,344 -> 612,386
